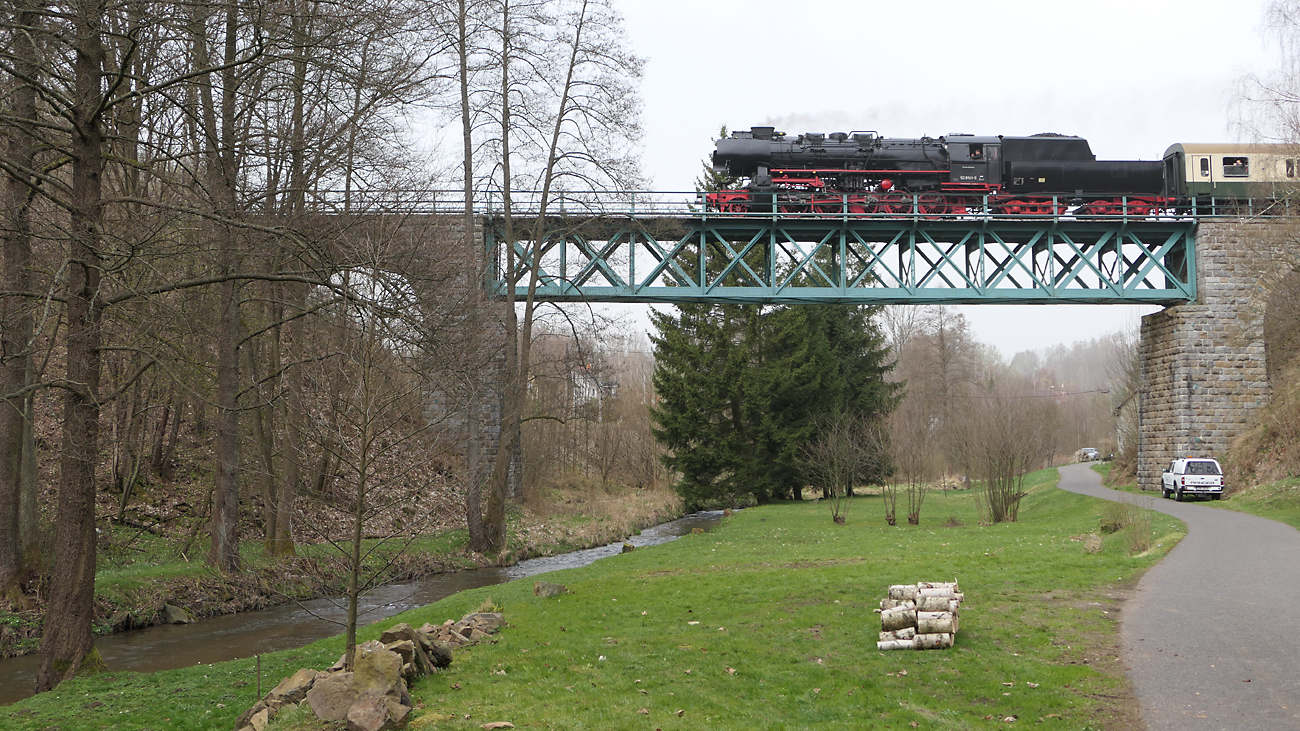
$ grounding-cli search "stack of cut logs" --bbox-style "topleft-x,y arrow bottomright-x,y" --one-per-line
876,581 -> 963,651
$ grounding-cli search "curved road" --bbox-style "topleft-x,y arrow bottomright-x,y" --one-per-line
1058,463 -> 1300,730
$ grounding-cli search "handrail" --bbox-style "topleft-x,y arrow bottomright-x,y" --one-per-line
279,189 -> 1291,221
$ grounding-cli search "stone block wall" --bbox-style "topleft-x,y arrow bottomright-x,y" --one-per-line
1137,221 -> 1282,491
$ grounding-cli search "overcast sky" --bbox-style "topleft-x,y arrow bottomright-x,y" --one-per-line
607,0 -> 1279,357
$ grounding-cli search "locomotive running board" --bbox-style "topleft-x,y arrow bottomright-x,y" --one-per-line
485,214 -> 1196,305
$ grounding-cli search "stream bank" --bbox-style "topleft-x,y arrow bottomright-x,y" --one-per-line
0,510 -> 717,706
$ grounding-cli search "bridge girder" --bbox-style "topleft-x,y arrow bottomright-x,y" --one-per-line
486,214 -> 1197,305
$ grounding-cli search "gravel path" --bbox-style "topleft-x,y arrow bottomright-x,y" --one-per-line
1057,462 -> 1300,731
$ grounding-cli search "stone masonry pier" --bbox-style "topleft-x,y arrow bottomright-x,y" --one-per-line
1138,220 -> 1290,491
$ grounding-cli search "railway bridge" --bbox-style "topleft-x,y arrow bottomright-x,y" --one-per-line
459,192 -> 1289,493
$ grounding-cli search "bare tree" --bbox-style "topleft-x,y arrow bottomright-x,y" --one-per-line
802,410 -> 881,524
954,384 -> 1058,524
889,395 -> 937,526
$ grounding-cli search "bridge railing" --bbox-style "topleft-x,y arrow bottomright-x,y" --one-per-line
300,189 -> 1293,221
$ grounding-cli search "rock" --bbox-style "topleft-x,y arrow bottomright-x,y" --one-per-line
384,640 -> 416,666
268,667 -> 318,703
466,628 -> 490,642
426,641 -> 453,669
1084,534 -> 1103,554
234,700 -> 269,729
446,630 -> 470,645
621,542 -> 634,553
306,671 -> 355,722
250,707 -> 271,731
161,604 -> 193,624
463,613 -> 505,633
352,641 -> 404,697
347,693 -> 410,731
330,654 -> 348,671
534,581 -> 568,598
379,623 -> 419,646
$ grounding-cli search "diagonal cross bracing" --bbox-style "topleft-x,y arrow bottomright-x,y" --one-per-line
485,214 -> 1197,305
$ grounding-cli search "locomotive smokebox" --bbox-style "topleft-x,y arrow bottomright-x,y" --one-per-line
713,137 -> 777,177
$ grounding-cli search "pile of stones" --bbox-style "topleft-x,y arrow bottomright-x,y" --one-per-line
233,611 -> 503,731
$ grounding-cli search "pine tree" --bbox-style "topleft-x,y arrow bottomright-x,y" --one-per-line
651,302 -> 898,508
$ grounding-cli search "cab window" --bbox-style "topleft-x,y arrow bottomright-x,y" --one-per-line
1223,156 -> 1250,177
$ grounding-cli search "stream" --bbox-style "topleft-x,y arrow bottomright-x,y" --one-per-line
0,511 -> 721,706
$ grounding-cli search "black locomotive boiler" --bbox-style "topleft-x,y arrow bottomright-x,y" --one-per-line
707,126 -> 1168,216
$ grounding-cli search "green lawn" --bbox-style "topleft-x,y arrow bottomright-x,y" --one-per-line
1205,476 -> 1300,530
1,468 -> 1183,731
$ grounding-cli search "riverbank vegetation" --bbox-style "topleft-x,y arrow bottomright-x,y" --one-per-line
0,468 -> 1184,730
0,478 -> 681,660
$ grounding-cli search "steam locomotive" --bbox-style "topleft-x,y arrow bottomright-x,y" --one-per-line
706,126 -> 1287,216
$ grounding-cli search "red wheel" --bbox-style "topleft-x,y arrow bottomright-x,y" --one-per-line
917,193 -> 947,219
871,194 -> 906,216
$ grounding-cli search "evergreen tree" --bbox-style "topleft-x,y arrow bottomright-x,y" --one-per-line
651,302 -> 898,509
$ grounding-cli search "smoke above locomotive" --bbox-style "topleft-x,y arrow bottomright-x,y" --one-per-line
708,126 -> 1168,216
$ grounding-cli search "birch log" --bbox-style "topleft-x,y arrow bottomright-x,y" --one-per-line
881,607 -> 917,631
880,598 -> 916,611
876,639 -> 915,651
918,595 -> 952,612
917,611 -> 954,634
914,633 -> 954,650
888,584 -> 919,601
879,627 -> 916,641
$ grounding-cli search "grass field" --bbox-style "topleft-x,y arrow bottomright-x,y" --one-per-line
0,468 -> 1184,731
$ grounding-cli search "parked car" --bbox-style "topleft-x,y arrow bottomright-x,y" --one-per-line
1161,458 -> 1224,501
1076,447 -> 1100,461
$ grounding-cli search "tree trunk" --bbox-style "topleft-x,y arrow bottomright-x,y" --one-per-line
0,0 -> 42,598
204,0 -> 243,574
457,0 -> 486,554
36,0 -> 108,691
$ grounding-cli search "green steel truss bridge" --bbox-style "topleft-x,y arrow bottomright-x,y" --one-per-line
483,193 -> 1200,305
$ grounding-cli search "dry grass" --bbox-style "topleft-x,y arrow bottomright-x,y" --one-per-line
514,472 -> 684,557
1097,494 -> 1156,555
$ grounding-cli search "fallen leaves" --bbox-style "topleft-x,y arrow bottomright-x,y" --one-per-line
480,723 -> 514,730
636,708 -> 649,715
726,667 -> 736,675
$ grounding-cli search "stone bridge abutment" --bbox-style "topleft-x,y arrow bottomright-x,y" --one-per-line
1138,220 -> 1291,491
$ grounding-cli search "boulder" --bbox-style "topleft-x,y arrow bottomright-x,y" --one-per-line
268,667 -> 318,703
426,641 -> 453,669
306,671 -> 355,722
249,707 -> 271,731
621,542 -> 635,553
384,640 -> 416,667
347,692 -> 411,731
533,581 -> 568,598
161,604 -> 193,624
352,641 -> 405,699
379,623 -> 419,646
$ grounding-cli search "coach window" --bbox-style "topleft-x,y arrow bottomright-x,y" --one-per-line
1199,157 -> 1210,177
1223,156 -> 1250,177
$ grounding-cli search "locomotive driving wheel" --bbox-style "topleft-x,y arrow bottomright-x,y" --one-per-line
917,193 -> 947,219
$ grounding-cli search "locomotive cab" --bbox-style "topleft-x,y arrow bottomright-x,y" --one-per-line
945,135 -> 1002,186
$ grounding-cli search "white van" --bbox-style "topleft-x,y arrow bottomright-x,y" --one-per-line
1160,458 -> 1224,501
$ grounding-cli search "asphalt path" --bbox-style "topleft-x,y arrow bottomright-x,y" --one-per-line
1057,463 -> 1300,731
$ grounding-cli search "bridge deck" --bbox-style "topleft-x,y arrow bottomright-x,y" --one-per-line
486,210 -> 1197,305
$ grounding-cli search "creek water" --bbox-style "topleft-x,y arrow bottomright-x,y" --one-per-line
0,511 -> 720,706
